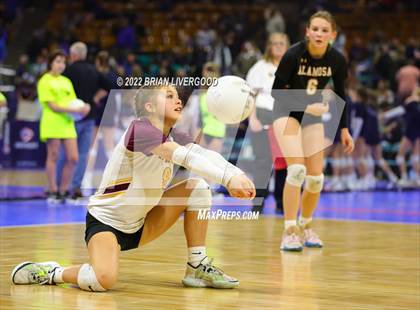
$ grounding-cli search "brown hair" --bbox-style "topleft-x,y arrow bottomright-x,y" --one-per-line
307,11 -> 337,31
47,50 -> 67,70
263,32 -> 290,63
95,50 -> 110,72
132,84 -> 175,118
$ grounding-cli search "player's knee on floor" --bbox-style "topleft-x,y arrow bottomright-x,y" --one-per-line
77,263 -> 116,292
286,164 -> 306,188
186,178 -> 212,211
304,174 -> 324,193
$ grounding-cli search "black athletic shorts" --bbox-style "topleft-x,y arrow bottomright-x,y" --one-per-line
85,212 -> 143,251
272,109 -> 322,127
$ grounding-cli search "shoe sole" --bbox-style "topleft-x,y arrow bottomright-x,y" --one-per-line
182,277 -> 239,289
304,242 -> 323,248
281,247 -> 303,252
11,261 -> 59,284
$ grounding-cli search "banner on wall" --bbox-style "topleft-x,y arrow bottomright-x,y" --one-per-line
8,120 -> 46,168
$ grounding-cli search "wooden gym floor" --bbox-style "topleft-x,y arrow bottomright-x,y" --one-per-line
0,217 -> 418,309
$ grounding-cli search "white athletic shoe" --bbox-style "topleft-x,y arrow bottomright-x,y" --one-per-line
397,178 -> 412,188
11,262 -> 61,285
182,257 -> 239,289
302,228 -> 323,248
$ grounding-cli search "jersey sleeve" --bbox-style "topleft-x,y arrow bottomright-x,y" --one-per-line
272,50 -> 296,90
171,128 -> 195,146
333,55 -> 348,129
37,75 -> 55,105
124,119 -> 167,155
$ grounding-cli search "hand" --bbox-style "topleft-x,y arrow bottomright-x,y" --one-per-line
306,102 -> 329,117
77,103 -> 91,116
341,128 -> 354,154
249,117 -> 263,132
226,174 -> 256,200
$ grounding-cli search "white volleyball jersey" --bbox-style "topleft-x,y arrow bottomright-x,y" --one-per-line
246,59 -> 277,111
87,117 -> 193,233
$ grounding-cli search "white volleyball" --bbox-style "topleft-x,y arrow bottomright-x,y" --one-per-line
206,75 -> 255,124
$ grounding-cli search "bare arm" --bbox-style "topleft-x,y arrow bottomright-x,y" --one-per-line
47,101 -> 90,114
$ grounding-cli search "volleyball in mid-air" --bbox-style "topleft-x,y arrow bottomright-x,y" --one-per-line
206,75 -> 255,124
67,98 -> 86,121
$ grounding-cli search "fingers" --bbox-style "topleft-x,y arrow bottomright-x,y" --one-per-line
343,140 -> 354,154
228,178 -> 255,200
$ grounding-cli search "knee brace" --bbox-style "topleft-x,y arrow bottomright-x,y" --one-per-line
286,164 -> 306,187
304,174 -> 325,193
77,264 -> 106,292
186,178 -> 212,211
396,156 -> 405,165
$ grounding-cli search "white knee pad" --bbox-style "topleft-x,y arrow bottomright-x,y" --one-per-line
396,156 -> 405,165
77,264 -> 106,292
286,164 -> 306,187
186,178 -> 212,211
304,174 -> 325,193
411,155 -> 419,164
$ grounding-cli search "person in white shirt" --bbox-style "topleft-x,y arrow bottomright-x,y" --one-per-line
246,32 -> 289,212
11,84 -> 256,291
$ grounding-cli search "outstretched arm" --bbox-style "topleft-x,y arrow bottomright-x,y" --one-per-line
151,142 -> 255,199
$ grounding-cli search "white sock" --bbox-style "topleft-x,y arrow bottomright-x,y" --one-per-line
299,216 -> 312,227
188,246 -> 208,267
284,220 -> 297,230
52,267 -> 65,284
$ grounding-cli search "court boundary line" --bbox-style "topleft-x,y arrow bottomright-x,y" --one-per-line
1,214 -> 418,229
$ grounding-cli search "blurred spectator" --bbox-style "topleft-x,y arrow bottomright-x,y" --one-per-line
0,27 -> 7,63
208,34 -> 232,76
232,41 -> 261,78
265,7 -> 286,34
395,60 -> 420,101
375,79 -> 394,107
195,22 -> 216,50
198,62 -> 225,153
246,32 -> 289,211
57,42 -> 111,202
349,37 -> 368,64
116,17 -> 137,51
375,44 -> 398,88
122,52 -> 138,76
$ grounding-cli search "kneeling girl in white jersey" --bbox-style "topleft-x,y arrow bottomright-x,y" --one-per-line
11,84 -> 256,290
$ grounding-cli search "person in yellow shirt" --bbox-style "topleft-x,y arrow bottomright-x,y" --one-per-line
37,51 -> 90,203
0,92 -> 6,108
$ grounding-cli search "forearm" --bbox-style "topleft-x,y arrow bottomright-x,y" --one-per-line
187,144 -> 244,177
172,145 -> 243,186
47,102 -> 76,113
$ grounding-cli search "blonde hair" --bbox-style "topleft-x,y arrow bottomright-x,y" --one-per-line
307,11 -> 337,31
132,84 -> 175,118
263,32 -> 290,63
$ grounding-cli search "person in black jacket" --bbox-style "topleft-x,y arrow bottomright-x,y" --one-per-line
57,42 -> 112,202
